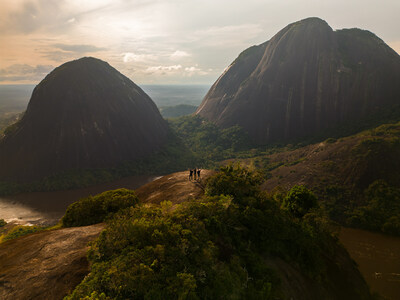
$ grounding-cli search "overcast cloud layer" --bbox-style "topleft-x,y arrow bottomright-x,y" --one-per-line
1,0 -> 399,84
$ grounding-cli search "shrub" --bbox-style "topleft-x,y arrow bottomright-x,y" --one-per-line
281,185 -> 318,218
346,180 -> 400,235
205,164 -> 263,206
62,189 -> 139,227
2,225 -> 43,241
0,219 -> 6,227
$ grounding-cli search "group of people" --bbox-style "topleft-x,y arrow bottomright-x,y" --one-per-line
189,168 -> 201,181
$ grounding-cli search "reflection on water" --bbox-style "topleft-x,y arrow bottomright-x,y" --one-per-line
339,227 -> 400,300
0,199 -> 48,225
0,175 -> 158,225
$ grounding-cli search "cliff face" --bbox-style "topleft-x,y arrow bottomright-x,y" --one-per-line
196,17 -> 400,144
0,57 -> 168,182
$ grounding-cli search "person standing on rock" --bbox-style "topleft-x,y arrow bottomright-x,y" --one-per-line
197,169 -> 201,180
193,168 -> 197,180
189,169 -> 193,180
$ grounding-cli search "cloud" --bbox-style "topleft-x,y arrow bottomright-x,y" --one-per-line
39,43 -> 107,62
2,0 -> 399,85
53,44 -> 106,53
170,50 -> 190,60
0,0 -> 62,34
185,66 -> 200,72
0,64 -> 54,82
142,64 -> 209,77
145,65 -> 182,74
184,65 -> 208,76
192,24 -> 264,48
122,52 -> 156,63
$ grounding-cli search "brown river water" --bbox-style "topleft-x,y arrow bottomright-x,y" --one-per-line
0,175 -> 159,225
1,179 -> 399,299
339,227 -> 400,299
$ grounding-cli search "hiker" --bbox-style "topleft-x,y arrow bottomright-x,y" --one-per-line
193,168 -> 197,180
189,169 -> 193,180
197,169 -> 201,180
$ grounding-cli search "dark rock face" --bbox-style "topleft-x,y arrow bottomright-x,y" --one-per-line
0,57 -> 168,182
196,17 -> 400,144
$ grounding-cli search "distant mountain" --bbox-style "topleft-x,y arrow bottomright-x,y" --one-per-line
0,57 -> 168,182
196,17 -> 400,144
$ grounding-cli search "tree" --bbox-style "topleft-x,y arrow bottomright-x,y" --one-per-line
205,164 -> 263,206
282,185 -> 318,218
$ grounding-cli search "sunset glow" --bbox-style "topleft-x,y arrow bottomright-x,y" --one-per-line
1,0 -> 399,85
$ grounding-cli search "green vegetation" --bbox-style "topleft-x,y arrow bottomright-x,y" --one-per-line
0,219 -> 6,227
169,115 -> 254,162
66,166 -> 340,299
0,112 -> 21,136
160,104 -> 197,118
1,225 -> 43,242
205,164 -> 263,206
62,189 -> 139,227
347,180 -> 400,236
281,185 -> 318,218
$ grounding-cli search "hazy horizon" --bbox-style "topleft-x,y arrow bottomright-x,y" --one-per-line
0,84 -> 210,110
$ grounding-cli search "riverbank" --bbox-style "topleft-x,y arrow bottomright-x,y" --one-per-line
0,175 -> 159,225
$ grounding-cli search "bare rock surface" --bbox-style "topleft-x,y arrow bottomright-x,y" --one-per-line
136,169 -> 215,205
197,17 -> 400,144
0,57 -> 168,182
0,223 -> 104,300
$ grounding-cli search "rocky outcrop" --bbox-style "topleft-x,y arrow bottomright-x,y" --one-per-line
0,224 -> 104,300
196,17 -> 400,144
135,170 -> 215,205
0,172 -> 374,299
0,57 -> 168,182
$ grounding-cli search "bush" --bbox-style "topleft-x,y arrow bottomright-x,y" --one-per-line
205,164 -> 263,206
281,185 -> 318,218
62,189 -> 139,227
2,225 -> 43,241
346,180 -> 400,235
0,219 -> 6,227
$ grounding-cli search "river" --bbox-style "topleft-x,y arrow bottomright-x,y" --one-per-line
0,175 -> 159,225
339,227 -> 400,300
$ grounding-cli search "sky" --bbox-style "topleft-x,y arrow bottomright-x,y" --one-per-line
0,0 -> 399,85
